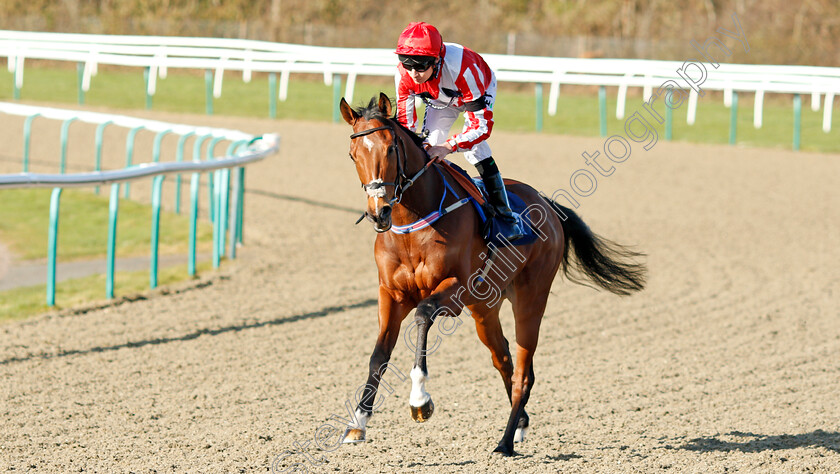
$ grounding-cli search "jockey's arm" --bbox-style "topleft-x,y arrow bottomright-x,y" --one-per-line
445,105 -> 493,153
395,78 -> 418,132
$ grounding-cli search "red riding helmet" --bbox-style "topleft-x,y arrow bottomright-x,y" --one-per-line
395,22 -> 443,58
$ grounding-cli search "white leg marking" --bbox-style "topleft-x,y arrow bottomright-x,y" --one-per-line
514,426 -> 528,443
409,366 -> 431,407
352,408 -> 371,430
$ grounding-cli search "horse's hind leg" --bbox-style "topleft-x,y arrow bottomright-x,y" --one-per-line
469,304 -> 529,442
493,280 -> 552,456
471,304 -> 513,396
494,344 -> 537,456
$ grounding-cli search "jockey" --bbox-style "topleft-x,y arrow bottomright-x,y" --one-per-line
395,21 -> 524,242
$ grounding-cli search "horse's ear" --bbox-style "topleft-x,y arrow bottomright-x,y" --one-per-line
378,92 -> 393,117
339,98 -> 358,125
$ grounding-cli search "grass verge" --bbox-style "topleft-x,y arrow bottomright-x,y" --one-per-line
0,261 -> 215,322
0,188 -> 213,261
0,187 -> 215,322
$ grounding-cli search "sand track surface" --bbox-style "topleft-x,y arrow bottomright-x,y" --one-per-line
1,106 -> 839,473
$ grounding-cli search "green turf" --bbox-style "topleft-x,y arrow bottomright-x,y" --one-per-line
0,261 -> 214,322
2,64 -> 837,153
0,188 -> 213,261
0,187 -> 215,322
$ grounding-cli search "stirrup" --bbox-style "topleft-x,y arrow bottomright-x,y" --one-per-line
495,217 -> 524,242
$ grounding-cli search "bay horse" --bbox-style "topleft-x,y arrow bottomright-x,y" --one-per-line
338,93 -> 646,455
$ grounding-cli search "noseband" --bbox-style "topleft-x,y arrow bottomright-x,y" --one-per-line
350,122 -> 435,207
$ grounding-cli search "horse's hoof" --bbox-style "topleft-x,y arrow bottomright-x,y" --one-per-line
492,443 -> 517,456
341,428 -> 366,444
410,398 -> 434,423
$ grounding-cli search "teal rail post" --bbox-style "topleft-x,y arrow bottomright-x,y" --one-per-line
665,91 -> 674,141
106,183 -> 120,299
229,140 -> 249,255
22,113 -> 40,172
224,141 -> 243,161
124,126 -> 145,198
219,168 -> 231,258
237,167 -> 245,245
729,91 -> 738,145
190,134 -> 211,229
144,67 -> 153,110
46,188 -> 63,306
221,141 -> 236,248
599,86 -> 607,137
206,136 -> 225,223
192,134 -> 211,164
228,166 -> 242,259
332,74 -> 342,123
175,132 -> 196,214
152,130 -> 173,163
77,62 -> 85,105
188,171 -> 200,277
206,137 -> 226,157
94,120 -> 113,195
793,93 -> 802,151
59,117 -> 78,174
212,169 -> 222,269
13,67 -> 20,100
150,175 -> 165,289
535,83 -> 543,133
269,72 -> 277,119
205,69 -> 214,115
226,141 -> 247,247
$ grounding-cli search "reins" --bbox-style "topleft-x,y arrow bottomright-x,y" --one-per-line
350,121 -> 439,207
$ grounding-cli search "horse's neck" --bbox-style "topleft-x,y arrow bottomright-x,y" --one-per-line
392,149 -> 443,226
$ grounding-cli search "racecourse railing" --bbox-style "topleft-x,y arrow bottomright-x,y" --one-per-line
2,30 -> 840,147
0,102 -> 280,305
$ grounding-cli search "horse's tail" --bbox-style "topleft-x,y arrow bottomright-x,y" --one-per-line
542,196 -> 647,296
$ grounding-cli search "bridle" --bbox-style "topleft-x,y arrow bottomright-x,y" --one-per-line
349,121 -> 437,207
349,118 -> 472,231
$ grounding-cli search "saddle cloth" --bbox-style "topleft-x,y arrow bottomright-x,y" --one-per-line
437,160 -> 539,248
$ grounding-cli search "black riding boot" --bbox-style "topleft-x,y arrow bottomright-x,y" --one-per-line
476,158 -> 525,242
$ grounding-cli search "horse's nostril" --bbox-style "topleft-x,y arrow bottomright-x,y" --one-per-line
380,206 -> 392,220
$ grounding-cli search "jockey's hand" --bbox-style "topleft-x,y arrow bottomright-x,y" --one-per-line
427,145 -> 453,161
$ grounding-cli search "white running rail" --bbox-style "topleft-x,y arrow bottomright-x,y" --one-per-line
2,30 -> 839,130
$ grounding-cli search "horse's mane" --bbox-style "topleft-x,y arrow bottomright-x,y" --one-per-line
353,96 -> 427,151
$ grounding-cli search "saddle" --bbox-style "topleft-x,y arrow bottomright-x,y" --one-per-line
435,159 -> 539,248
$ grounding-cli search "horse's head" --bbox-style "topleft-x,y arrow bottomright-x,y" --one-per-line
340,93 -> 404,233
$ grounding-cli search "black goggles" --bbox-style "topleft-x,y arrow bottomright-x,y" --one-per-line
399,55 -> 436,72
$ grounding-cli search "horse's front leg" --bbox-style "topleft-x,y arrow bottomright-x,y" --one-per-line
342,287 -> 413,444
409,277 -> 462,423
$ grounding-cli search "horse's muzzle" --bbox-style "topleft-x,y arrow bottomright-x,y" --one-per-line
372,205 -> 392,232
